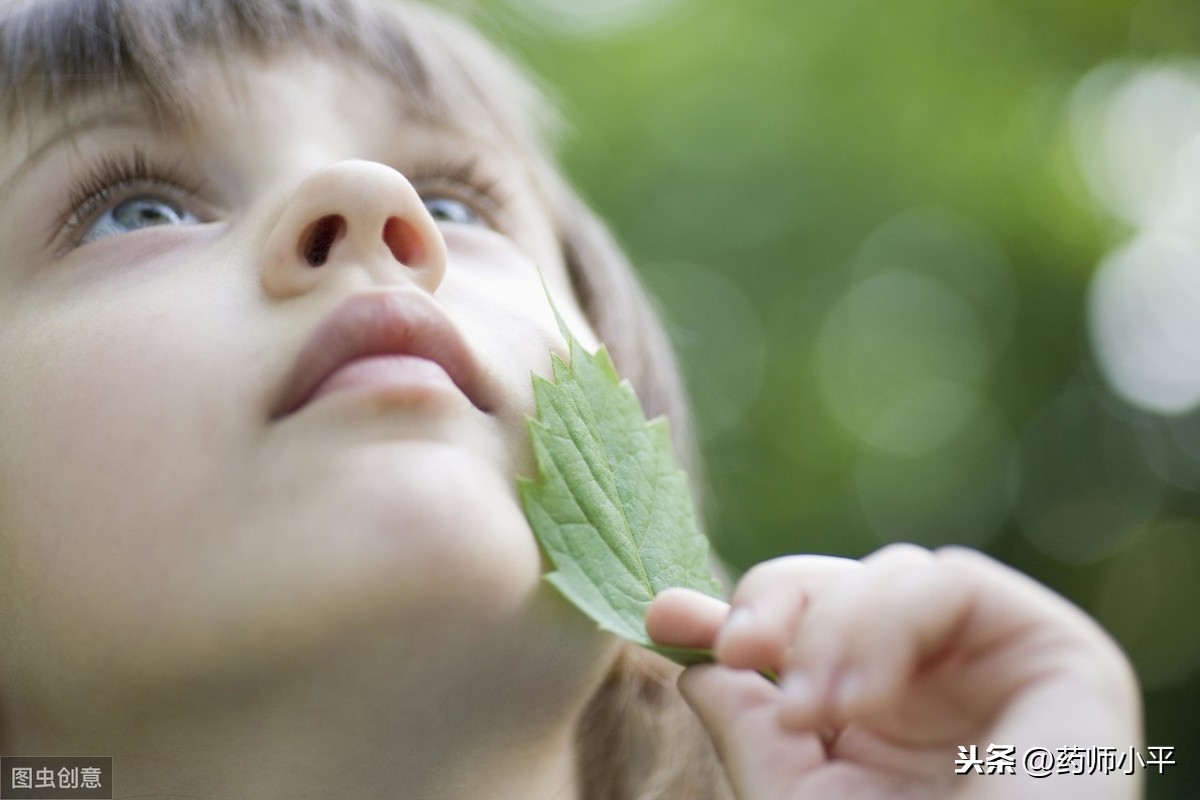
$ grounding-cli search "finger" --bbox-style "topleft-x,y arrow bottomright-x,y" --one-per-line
778,543 -> 1091,736
715,555 -> 859,674
936,545 -> 1130,659
646,587 -> 730,651
678,663 -> 826,799
779,544 -> 963,728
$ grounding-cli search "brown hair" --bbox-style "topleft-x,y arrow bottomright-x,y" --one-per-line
0,0 -> 730,797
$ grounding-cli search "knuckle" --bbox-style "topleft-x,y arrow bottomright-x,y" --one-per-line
933,544 -> 986,565
931,546 -> 1006,582
734,554 -> 859,602
735,555 -> 807,596
864,542 -> 933,568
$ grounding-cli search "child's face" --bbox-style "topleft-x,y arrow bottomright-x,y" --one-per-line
0,49 -> 601,727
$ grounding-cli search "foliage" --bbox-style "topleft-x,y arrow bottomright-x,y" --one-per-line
519,317 -> 722,665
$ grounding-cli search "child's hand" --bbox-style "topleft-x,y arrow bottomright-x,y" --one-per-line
645,544 -> 1142,800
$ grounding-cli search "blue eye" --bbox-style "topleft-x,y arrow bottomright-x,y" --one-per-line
423,195 -> 486,227
80,196 -> 201,245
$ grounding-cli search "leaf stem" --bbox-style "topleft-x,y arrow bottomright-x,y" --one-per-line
650,644 -> 780,685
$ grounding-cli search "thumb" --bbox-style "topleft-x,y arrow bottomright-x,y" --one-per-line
677,663 -> 826,800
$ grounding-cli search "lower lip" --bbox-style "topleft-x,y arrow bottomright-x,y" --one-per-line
305,355 -> 459,409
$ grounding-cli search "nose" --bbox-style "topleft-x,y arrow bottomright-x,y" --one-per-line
260,160 -> 447,298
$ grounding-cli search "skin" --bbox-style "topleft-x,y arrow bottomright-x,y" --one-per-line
646,544 -> 1144,799
0,40 -> 1142,800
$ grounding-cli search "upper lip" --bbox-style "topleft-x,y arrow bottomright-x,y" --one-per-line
270,291 -> 492,419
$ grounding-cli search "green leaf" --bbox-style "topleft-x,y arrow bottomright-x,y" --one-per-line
518,312 -> 724,666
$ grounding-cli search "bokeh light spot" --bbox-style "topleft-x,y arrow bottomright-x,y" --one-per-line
862,381 -> 981,457
851,208 -> 1017,352
854,412 -> 1011,548
816,270 -> 992,444
1071,62 -> 1200,228
643,260 -> 768,441
1089,234 -> 1200,414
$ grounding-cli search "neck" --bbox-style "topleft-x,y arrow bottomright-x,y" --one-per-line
8,593 -> 616,800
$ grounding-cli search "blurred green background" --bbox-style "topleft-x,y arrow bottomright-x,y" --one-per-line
450,0 -> 1198,794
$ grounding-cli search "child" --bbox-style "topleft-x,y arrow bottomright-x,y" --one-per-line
0,0 -> 1141,798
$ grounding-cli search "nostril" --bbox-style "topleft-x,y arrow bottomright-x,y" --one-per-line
302,215 -> 345,267
383,216 -> 425,267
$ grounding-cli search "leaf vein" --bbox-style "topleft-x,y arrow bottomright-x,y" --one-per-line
568,386 -> 655,598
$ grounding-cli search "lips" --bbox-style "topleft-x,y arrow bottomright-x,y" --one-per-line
271,291 -> 491,419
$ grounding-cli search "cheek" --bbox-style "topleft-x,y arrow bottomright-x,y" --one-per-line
0,286 -> 257,605
0,285 -> 261,718
441,230 -> 599,389
438,236 -> 603,487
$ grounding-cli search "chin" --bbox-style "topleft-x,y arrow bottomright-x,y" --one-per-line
280,438 -> 544,626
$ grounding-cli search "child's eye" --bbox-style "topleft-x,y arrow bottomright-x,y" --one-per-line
80,195 -> 202,245
422,195 -> 487,227
410,157 -> 511,233
56,149 -> 207,251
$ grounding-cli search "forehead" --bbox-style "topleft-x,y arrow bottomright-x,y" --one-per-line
4,53 -> 417,186
0,0 -> 552,156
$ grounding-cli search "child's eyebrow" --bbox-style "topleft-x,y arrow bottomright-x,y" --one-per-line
0,104 -> 163,195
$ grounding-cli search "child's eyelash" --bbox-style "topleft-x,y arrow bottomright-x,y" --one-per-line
407,156 -> 514,224
55,150 -> 205,245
